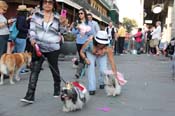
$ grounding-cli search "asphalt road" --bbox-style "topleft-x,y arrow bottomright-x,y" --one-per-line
0,54 -> 175,116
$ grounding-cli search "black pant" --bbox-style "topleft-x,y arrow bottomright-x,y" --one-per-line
114,40 -> 118,54
23,50 -> 61,100
0,35 -> 8,57
118,37 -> 125,54
76,43 -> 84,64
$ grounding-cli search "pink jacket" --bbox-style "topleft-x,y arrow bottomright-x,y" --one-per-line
135,32 -> 142,42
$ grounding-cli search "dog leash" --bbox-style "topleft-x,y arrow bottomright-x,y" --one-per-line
41,55 -> 67,84
79,64 -> 87,79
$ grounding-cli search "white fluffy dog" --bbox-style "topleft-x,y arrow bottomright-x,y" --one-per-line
60,81 -> 89,112
104,70 -> 127,96
104,73 -> 121,96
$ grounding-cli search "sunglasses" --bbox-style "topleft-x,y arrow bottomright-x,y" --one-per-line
78,12 -> 84,15
43,0 -> 53,5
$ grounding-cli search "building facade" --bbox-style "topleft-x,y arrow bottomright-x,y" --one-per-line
4,0 -> 119,29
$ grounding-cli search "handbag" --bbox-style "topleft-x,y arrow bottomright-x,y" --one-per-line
149,39 -> 154,48
9,21 -> 19,40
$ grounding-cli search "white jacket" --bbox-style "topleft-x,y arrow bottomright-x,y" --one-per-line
151,25 -> 161,40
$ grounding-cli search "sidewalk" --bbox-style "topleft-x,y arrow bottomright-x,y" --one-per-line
0,54 -> 174,116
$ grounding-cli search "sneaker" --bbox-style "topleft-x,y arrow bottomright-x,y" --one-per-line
53,95 -> 60,98
53,91 -> 60,98
75,74 -> 80,79
89,91 -> 95,95
20,98 -> 34,104
20,69 -> 29,74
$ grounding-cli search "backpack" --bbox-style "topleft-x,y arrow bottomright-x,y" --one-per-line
9,21 -> 19,41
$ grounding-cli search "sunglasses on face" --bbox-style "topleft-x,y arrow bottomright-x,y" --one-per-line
78,12 -> 84,15
43,0 -> 53,5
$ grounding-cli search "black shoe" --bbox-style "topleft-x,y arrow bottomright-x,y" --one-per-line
53,91 -> 60,98
75,74 -> 80,79
99,85 -> 105,89
89,91 -> 95,95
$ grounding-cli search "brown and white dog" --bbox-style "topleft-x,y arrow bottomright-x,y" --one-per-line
60,81 -> 89,112
0,52 -> 32,85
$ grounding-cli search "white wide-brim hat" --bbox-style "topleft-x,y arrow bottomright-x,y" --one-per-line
95,31 -> 110,44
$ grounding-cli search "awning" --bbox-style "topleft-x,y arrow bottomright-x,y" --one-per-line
92,13 -> 102,22
56,0 -> 82,10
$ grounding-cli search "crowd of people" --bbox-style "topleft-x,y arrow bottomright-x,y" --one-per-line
0,0 -> 172,105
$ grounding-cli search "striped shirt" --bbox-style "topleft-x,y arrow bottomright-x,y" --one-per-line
29,10 -> 65,52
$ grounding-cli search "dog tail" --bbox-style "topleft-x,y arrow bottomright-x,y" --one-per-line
0,63 -> 8,75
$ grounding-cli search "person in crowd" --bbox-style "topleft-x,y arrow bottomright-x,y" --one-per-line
134,28 -> 143,54
117,22 -> 126,55
87,13 -> 100,37
14,5 -> 30,53
70,8 -> 93,79
0,0 -> 14,57
151,21 -> 162,55
124,31 -> 130,53
21,0 -> 66,104
13,5 -> 31,73
25,7 -> 34,53
145,26 -> 152,54
105,21 -> 117,54
80,31 -> 118,95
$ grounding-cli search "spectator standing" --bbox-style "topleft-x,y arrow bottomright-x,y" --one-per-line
71,8 -> 93,78
145,26 -> 152,54
14,5 -> 30,53
87,13 -> 100,37
124,31 -> 130,53
105,21 -> 116,53
117,22 -> 126,55
0,1 -> 13,57
134,28 -> 143,54
151,21 -> 162,55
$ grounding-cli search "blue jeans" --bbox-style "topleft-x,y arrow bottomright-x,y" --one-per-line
136,42 -> 142,51
14,38 -> 26,53
86,52 -> 107,91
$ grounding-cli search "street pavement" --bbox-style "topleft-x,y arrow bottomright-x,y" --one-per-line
0,54 -> 175,116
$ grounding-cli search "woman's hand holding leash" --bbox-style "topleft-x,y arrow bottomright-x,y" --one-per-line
84,58 -> 90,65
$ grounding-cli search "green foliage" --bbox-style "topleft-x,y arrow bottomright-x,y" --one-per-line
122,17 -> 138,33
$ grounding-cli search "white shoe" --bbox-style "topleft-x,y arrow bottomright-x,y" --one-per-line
20,98 -> 34,104
53,95 -> 60,98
